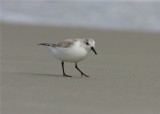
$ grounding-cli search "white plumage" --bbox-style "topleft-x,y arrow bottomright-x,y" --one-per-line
38,38 -> 97,77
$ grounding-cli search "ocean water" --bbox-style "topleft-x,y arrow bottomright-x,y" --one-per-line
1,1 -> 160,32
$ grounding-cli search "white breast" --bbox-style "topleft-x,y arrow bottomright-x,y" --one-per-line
48,42 -> 88,62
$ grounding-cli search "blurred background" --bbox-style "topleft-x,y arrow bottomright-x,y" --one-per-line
1,1 -> 160,114
1,1 -> 160,32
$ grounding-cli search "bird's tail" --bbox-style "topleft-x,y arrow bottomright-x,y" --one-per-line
38,43 -> 51,46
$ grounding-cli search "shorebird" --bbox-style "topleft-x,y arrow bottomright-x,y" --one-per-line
38,38 -> 97,77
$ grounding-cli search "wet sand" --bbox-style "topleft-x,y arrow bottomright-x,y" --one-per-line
1,22 -> 160,114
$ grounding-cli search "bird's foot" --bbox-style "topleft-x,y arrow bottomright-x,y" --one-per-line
63,74 -> 72,77
81,72 -> 90,77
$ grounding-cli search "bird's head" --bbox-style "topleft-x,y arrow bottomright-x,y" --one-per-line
82,38 -> 97,55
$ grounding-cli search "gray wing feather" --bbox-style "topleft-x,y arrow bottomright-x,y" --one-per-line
38,39 -> 74,48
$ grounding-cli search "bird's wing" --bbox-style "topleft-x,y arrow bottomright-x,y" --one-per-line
52,39 -> 75,48
38,39 -> 77,48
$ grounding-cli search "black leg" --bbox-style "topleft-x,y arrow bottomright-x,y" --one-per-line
61,61 -> 72,77
75,63 -> 89,77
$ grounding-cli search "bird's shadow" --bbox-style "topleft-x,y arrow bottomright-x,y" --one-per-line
15,72 -> 63,77
13,72 -> 91,79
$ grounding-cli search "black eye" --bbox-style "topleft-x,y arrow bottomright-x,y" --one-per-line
86,42 -> 89,45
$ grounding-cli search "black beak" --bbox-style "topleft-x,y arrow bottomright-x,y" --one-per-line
91,47 -> 97,55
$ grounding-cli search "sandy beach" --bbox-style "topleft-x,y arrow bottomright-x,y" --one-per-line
1,22 -> 160,114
